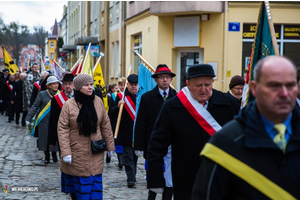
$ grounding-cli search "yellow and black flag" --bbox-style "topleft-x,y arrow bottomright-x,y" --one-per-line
2,46 -> 19,74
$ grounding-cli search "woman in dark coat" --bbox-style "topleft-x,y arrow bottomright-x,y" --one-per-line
25,75 -> 61,164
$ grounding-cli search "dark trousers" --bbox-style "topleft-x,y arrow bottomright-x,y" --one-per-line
22,111 -> 28,126
6,101 -> 14,120
123,145 -> 138,183
16,111 -> 27,126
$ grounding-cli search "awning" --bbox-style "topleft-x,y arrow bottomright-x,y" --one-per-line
75,37 -> 99,45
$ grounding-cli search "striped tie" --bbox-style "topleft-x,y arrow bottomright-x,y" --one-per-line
273,123 -> 287,153
163,91 -> 167,101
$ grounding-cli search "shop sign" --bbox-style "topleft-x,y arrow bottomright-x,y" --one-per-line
284,25 -> 300,39
243,24 -> 280,39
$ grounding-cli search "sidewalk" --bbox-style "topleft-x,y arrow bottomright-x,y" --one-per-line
0,113 -> 157,199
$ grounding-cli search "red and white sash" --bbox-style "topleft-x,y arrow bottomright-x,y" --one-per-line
34,81 -> 40,91
177,86 -> 222,136
118,93 -> 136,121
5,81 -> 13,92
54,91 -> 68,109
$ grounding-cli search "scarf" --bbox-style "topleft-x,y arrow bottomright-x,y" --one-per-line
74,90 -> 98,137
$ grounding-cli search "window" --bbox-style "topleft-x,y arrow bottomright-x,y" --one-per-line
110,42 -> 115,77
101,1 -> 104,12
24,54 -> 28,59
51,42 -> 55,48
133,34 -> 142,74
51,53 -> 54,59
109,1 -> 113,8
242,24 -> 300,78
115,41 -> 120,78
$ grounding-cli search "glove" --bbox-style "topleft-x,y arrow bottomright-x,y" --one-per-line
135,150 -> 143,157
25,121 -> 30,125
63,155 -> 72,165
150,188 -> 164,194
107,151 -> 114,157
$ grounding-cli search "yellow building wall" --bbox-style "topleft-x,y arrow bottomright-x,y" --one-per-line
126,13 -> 159,75
48,39 -> 57,65
226,2 -> 300,90
201,13 -> 225,91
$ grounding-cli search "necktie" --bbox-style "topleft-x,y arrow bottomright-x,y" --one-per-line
163,91 -> 167,101
273,123 -> 287,153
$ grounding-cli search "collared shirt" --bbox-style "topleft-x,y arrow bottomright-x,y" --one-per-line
260,113 -> 292,143
296,98 -> 300,107
158,87 -> 170,98
64,90 -> 74,99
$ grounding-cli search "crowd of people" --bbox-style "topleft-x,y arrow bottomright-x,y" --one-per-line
1,55 -> 300,200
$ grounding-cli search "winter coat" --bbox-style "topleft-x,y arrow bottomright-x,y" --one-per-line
58,96 -> 115,177
3,80 -> 15,102
192,101 -> 300,200
11,80 -> 23,113
147,89 -> 240,200
23,72 -> 40,112
25,89 -> 58,152
109,88 -> 136,146
134,85 -> 177,159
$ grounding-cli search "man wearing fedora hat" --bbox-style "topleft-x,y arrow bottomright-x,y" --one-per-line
147,64 -> 240,199
110,74 -> 139,188
134,64 -> 176,200
48,73 -> 75,152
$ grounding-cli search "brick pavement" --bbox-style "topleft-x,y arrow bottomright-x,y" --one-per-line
0,113 -> 162,200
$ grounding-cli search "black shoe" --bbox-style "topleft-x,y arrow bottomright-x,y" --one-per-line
7,120 -> 11,123
52,152 -> 58,163
117,163 -> 123,170
16,121 -> 19,125
44,151 -> 50,164
148,190 -> 157,200
127,181 -> 135,188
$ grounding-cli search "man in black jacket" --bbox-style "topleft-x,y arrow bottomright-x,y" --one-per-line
192,56 -> 300,199
0,69 -> 10,115
147,64 -> 240,200
3,74 -> 15,122
134,64 -> 176,200
11,73 -> 26,126
110,74 -> 138,188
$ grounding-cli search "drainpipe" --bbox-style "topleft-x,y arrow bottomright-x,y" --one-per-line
118,2 -> 122,79
222,2 -> 229,92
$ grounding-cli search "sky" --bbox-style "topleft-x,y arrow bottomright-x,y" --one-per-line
0,1 -> 68,33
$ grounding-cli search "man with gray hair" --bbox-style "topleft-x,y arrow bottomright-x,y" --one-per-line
11,73 -> 27,126
192,56 -> 300,199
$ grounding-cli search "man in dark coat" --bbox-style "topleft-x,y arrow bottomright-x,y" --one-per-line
110,74 -> 138,188
147,64 -> 240,200
192,56 -> 300,199
134,64 -> 176,200
48,73 -> 74,153
0,69 -> 10,115
30,71 -> 49,107
11,73 -> 26,126
3,74 -> 15,122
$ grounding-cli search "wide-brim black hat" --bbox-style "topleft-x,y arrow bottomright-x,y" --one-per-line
187,64 -> 215,79
151,64 -> 176,78
62,73 -> 74,82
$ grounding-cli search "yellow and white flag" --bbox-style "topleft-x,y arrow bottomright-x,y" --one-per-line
2,46 -> 18,74
93,61 -> 109,112
81,51 -> 93,77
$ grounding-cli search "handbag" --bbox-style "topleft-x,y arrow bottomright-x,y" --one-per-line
91,139 -> 108,154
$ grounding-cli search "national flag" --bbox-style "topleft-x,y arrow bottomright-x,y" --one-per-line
243,1 -> 278,105
40,56 -> 46,72
71,63 -> 82,76
93,61 -> 109,112
53,61 -> 64,80
2,46 -> 18,74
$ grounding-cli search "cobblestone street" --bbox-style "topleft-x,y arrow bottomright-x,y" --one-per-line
0,114 -> 157,199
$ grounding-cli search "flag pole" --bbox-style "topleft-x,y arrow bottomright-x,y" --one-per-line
132,50 -> 177,91
114,67 -> 133,139
92,52 -> 105,73
70,55 -> 83,72
264,1 -> 279,55
53,60 -> 65,72
76,58 -> 84,75
81,43 -> 92,73
39,54 -> 46,72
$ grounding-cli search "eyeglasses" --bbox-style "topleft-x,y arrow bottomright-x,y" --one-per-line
233,87 -> 244,91
157,75 -> 172,80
